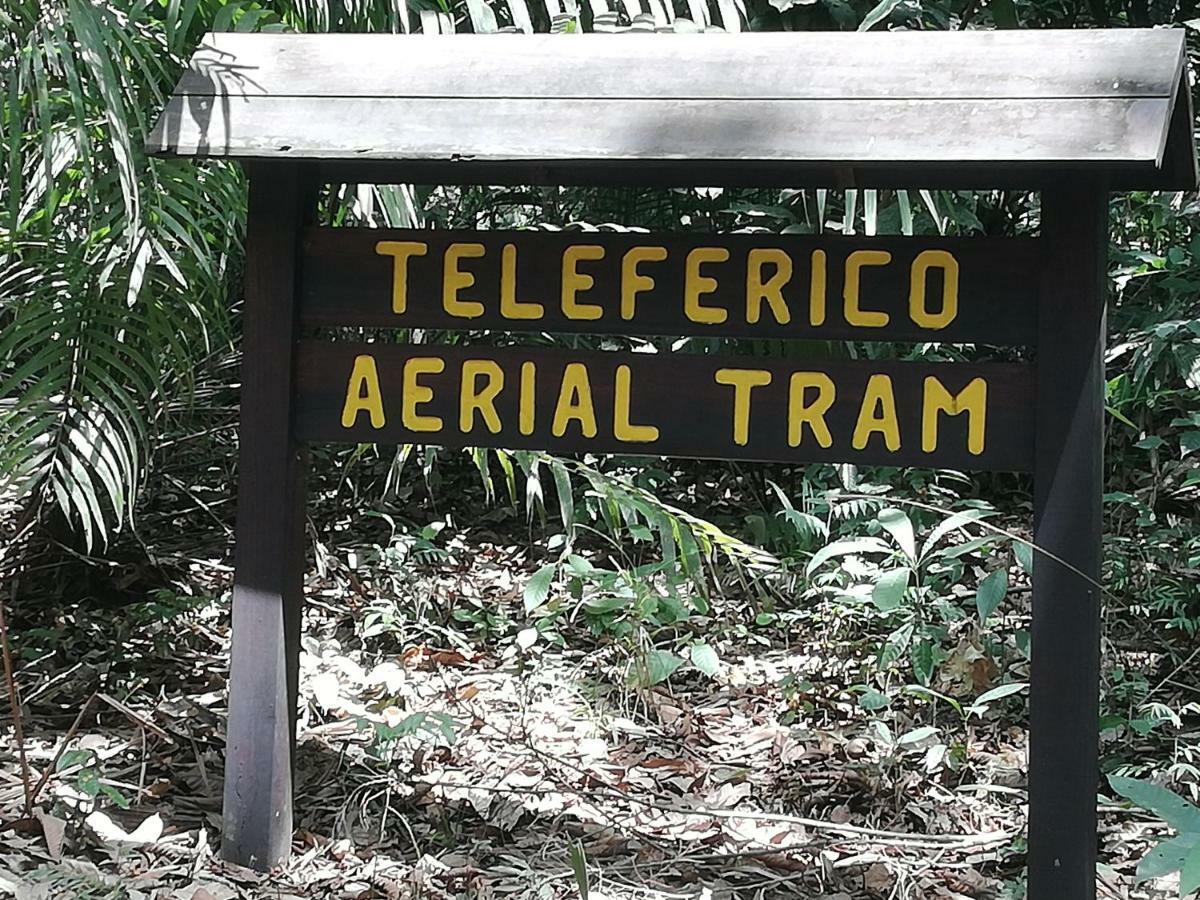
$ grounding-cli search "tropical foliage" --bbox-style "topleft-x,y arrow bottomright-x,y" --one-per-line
1,0 -> 1199,895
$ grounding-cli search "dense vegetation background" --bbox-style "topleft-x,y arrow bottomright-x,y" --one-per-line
1,0 -> 1198,898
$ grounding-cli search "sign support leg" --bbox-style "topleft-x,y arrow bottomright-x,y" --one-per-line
1028,180 -> 1107,900
221,163 -> 311,871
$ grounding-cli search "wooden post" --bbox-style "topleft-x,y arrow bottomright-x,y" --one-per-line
221,162 -> 311,870
1028,179 -> 1107,900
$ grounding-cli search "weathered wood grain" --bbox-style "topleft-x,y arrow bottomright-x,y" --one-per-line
146,30 -> 1195,188
300,228 -> 1039,345
306,158 -> 1184,192
172,31 -> 1184,101
148,95 -> 1170,166
294,341 -> 1035,471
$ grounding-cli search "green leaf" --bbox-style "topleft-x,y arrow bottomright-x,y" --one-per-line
1181,842 -> 1200,896
988,0 -> 1019,27
569,840 -> 589,900
549,460 -> 575,544
921,508 -> 996,559
877,507 -> 916,561
1182,431 -> 1200,458
1013,541 -> 1035,575
690,643 -> 720,677
1109,776 -> 1200,833
1134,832 -> 1199,881
912,640 -> 937,686
637,650 -> 684,687
858,688 -> 890,711
857,0 -> 901,30
976,569 -> 1009,625
523,563 -> 557,612
897,725 -> 938,746
806,537 -> 891,576
871,568 -> 910,612
974,682 -> 1027,706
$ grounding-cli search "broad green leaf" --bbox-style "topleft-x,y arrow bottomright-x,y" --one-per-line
858,688 -> 890,711
912,640 -> 937,686
1110,776 -> 1200,833
921,508 -> 996,559
976,569 -> 1009,625
939,535 -> 1003,560
565,555 -> 594,577
523,563 -> 557,612
1181,842 -> 1200,895
1134,832 -> 1200,881
974,682 -> 1027,706
689,643 -> 720,677
877,507 -> 916,561
637,650 -> 684,687
897,725 -> 938,746
871,569 -> 910,612
806,537 -> 891,576
1013,541 -> 1035,574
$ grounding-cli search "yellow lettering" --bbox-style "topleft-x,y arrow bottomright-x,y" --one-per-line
552,363 -> 598,438
519,362 -> 536,436
459,360 -> 505,435
787,372 -> 835,448
685,247 -> 730,325
715,368 -> 771,446
810,249 -> 827,326
844,250 -> 891,328
621,246 -> 667,321
375,241 -> 427,315
746,248 -> 792,325
852,374 -> 900,451
341,354 -> 385,429
909,250 -> 959,330
402,357 -> 444,432
613,365 -> 659,443
562,246 -> 605,321
500,244 -> 544,321
443,243 -> 486,319
923,376 -> 986,454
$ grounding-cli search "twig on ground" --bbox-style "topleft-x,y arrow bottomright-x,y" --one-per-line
26,692 -> 98,809
0,585 -> 33,816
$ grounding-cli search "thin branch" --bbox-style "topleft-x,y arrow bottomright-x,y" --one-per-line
0,585 -> 33,816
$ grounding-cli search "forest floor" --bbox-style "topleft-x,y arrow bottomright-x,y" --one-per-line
0,488 -> 1187,900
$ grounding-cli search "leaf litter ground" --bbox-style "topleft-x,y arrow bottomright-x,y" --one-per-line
0,508 -> 1185,899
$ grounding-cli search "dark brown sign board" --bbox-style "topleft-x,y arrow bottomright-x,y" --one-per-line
297,341 -> 1034,470
149,29 -> 1198,900
301,229 -> 1039,345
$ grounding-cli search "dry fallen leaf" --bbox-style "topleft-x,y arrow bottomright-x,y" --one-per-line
85,811 -> 164,846
864,861 -> 894,895
32,809 -> 66,861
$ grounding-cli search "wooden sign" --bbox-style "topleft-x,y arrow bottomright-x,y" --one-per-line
297,342 -> 1033,471
301,229 -> 1039,345
155,28 -> 1199,898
